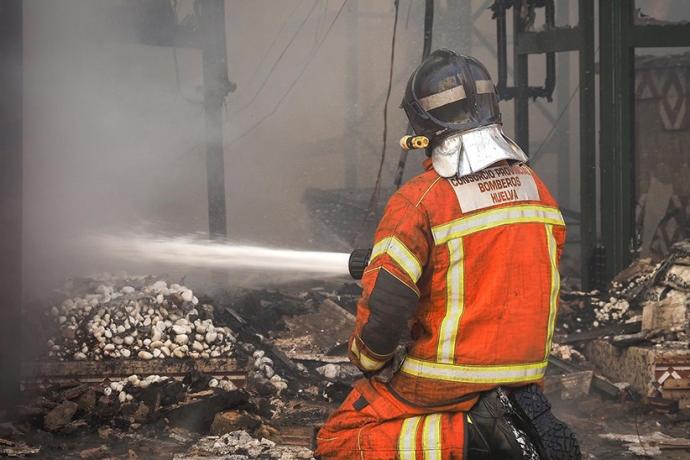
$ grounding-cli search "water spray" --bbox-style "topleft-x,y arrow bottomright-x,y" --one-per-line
93,234 -> 372,280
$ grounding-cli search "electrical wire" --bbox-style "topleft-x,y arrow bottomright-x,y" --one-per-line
369,0 -> 400,207
353,0 -> 401,244
529,46 -> 600,164
528,82 -> 579,163
394,0 -> 433,189
233,0 -> 306,105
227,0 -> 319,117
224,0 -> 350,147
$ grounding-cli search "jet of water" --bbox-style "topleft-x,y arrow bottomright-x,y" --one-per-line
91,234 -> 351,277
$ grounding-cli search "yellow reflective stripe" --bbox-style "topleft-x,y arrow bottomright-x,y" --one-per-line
398,416 -> 422,460
370,236 -> 423,282
437,238 -> 464,363
350,340 -> 386,371
544,224 -> 560,358
401,357 -> 548,384
422,414 -> 442,460
432,205 -> 565,245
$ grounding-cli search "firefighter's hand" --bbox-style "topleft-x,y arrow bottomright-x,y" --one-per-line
366,345 -> 407,383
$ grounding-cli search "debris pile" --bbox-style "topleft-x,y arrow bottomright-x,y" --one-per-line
550,344 -> 585,363
557,240 -> 690,345
25,370 -> 249,434
548,241 -> 690,409
182,430 -> 313,459
600,431 -> 690,457
46,279 -> 238,361
8,275 -> 360,458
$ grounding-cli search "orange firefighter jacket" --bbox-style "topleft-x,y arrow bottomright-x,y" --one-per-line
349,160 -> 566,407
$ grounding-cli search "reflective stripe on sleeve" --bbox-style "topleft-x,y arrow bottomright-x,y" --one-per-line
421,414 -> 442,460
398,416 -> 422,460
350,340 -> 386,372
436,238 -> 464,363
544,224 -> 560,358
400,357 -> 548,384
370,236 -> 423,283
432,205 -> 565,245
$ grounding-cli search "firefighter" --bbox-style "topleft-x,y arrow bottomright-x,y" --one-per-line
316,50 -> 581,459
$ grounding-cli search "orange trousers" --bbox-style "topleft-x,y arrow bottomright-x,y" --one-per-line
316,379 -> 470,459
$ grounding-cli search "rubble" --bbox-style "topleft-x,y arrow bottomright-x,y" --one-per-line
0,438 -> 40,458
181,430 -> 314,459
550,344 -> 585,362
210,410 -> 262,436
600,431 -> 690,456
46,279 -> 238,361
4,275 -> 360,458
13,253 -> 688,458
544,370 -> 593,400
554,241 -> 690,400
43,400 -> 79,432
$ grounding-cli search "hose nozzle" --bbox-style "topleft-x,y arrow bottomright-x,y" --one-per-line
348,248 -> 372,280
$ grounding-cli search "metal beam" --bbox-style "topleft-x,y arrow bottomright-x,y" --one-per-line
474,25 -> 558,125
513,1 -> 530,151
599,0 -> 635,280
200,0 -> 230,239
516,28 -> 582,55
0,0 -> 22,409
632,24 -> 690,48
579,0 -> 596,289
555,3 -> 572,210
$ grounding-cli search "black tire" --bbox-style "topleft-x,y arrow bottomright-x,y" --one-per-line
510,384 -> 582,460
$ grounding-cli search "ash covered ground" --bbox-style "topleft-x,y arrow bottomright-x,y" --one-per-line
3,243 -> 690,458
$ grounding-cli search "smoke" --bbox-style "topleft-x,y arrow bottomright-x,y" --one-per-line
20,0 -> 509,296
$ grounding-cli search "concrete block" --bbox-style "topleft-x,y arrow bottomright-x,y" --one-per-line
641,296 -> 689,333
584,340 -> 690,399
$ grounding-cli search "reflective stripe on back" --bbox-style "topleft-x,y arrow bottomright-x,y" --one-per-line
436,238 -> 464,363
401,356 -> 548,384
544,224 -> 560,358
432,204 -> 565,245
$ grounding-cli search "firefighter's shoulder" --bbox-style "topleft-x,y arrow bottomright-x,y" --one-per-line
393,168 -> 446,210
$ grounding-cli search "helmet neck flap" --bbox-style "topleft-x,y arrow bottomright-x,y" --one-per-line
431,124 -> 528,178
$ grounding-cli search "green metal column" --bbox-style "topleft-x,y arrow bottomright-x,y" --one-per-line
579,0 -> 596,288
555,4 -> 571,210
513,0 -> 529,151
599,1 -> 635,279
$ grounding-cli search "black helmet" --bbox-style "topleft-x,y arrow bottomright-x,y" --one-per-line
401,49 -> 501,142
